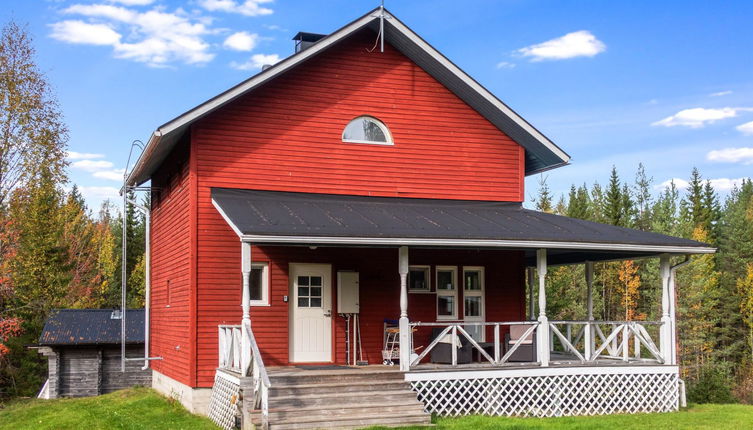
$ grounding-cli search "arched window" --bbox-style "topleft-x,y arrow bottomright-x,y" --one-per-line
342,116 -> 393,145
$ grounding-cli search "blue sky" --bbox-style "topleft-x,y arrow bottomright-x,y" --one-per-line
3,0 -> 752,210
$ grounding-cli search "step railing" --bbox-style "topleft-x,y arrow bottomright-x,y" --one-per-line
549,320 -> 664,363
408,321 -> 540,368
218,324 -> 242,373
218,323 -> 271,430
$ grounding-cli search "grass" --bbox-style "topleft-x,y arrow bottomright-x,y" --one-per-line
0,387 -> 219,430
2,389 -> 753,430
369,404 -> 753,430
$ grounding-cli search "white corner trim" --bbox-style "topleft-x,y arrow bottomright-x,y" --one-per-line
211,198 -> 243,237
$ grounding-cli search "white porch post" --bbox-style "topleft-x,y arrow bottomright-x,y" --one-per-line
536,249 -> 550,367
668,259 -> 679,366
241,241 -> 252,377
659,254 -> 672,365
584,261 -> 594,361
398,246 -> 410,371
527,267 -> 535,321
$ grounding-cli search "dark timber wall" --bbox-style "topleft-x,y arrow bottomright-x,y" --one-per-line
40,344 -> 151,398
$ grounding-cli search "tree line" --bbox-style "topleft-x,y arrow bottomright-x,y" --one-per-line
534,165 -> 753,402
0,22 -> 146,398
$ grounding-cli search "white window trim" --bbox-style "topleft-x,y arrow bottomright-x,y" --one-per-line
342,115 -> 394,146
463,266 -> 485,340
408,265 -> 432,293
250,262 -> 271,307
436,266 -> 458,320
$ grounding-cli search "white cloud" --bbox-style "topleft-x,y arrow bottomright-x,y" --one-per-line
79,186 -> 121,201
92,168 -> 127,181
495,61 -> 515,69
72,159 -> 114,172
67,151 -> 105,160
199,0 -> 274,17
737,121 -> 753,136
50,20 -> 122,46
518,30 -> 605,61
657,177 -> 750,192
710,90 -> 732,97
656,178 -> 689,190
231,53 -> 280,71
53,3 -> 215,66
651,107 -> 749,128
108,0 -> 155,5
707,147 -> 753,165
223,31 -> 258,51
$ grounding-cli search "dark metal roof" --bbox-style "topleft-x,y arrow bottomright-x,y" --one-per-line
211,188 -> 713,265
39,309 -> 144,346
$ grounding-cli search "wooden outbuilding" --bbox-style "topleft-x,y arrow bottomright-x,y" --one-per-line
36,309 -> 151,399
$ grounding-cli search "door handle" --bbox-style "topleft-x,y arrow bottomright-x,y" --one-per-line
324,310 -> 332,317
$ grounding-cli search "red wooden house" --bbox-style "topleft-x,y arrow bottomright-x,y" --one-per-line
125,8 -> 714,429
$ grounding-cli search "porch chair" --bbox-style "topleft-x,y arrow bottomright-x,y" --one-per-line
429,327 -> 473,364
504,323 -> 537,362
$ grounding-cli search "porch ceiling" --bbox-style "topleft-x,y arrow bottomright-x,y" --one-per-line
211,188 -> 714,264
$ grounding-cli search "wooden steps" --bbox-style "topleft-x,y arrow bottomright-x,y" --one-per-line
245,367 -> 431,429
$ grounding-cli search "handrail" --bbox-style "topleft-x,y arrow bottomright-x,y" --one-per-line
218,323 -> 271,430
408,321 -> 539,368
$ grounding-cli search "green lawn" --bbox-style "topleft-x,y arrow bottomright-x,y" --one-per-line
0,387 -> 219,430
2,388 -> 753,430
376,404 -> 753,430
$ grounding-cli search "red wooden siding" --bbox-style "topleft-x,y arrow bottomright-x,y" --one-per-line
151,29 -> 530,387
194,238 -> 525,386
192,28 -> 525,202
149,138 -> 193,386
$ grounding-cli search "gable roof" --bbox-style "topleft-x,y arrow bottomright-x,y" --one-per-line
126,7 -> 570,186
211,188 -> 714,265
39,309 -> 145,346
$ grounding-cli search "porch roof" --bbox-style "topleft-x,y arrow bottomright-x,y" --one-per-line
211,188 -> 714,264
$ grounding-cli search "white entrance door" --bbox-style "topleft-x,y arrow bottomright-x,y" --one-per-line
290,264 -> 332,363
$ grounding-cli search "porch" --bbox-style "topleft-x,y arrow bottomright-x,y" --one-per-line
205,188 -> 713,429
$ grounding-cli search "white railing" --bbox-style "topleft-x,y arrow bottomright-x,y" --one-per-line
408,321 -> 540,368
218,324 -> 242,373
549,320 -> 664,363
218,322 -> 271,430
407,319 -> 665,370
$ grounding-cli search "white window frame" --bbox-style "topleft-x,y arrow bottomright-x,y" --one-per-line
435,266 -> 458,320
463,266 -> 485,340
250,262 -> 271,307
341,115 -> 394,146
408,265 -> 431,293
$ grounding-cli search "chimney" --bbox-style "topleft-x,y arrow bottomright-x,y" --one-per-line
293,32 -> 326,53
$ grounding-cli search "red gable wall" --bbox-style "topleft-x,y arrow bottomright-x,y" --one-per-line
192,28 -> 525,201
150,29 -> 529,388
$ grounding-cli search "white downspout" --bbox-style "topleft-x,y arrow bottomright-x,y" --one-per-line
126,198 -> 155,371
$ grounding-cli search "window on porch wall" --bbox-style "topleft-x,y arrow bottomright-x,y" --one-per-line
463,267 -> 485,342
250,262 -> 270,306
436,266 -> 457,320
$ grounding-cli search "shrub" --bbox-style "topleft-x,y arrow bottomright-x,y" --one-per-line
687,363 -> 736,404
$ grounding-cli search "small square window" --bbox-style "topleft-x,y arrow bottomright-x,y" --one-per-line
438,296 -> 455,317
298,297 -> 309,307
408,266 -> 430,292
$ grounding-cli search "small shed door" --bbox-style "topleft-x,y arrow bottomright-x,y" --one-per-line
290,263 -> 332,362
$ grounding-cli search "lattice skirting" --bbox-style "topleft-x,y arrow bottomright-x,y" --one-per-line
207,370 -> 241,430
408,366 -> 679,417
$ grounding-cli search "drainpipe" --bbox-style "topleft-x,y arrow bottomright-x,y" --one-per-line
127,198 -> 155,371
